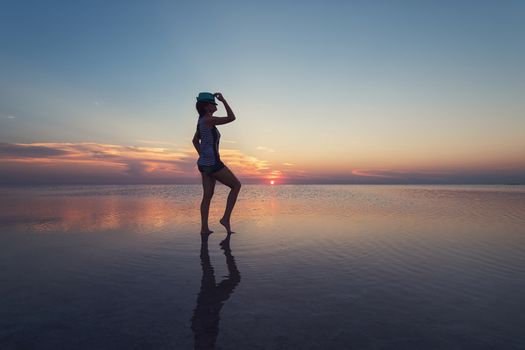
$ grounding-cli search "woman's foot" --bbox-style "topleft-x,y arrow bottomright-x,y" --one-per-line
219,217 -> 235,234
200,228 -> 214,235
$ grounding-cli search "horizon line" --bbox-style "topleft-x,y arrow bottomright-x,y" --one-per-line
1,182 -> 523,187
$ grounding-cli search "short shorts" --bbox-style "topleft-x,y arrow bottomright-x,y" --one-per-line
198,160 -> 226,175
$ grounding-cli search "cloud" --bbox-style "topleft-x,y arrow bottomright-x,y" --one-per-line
0,142 -> 279,184
2,143 -> 522,184
124,159 -> 149,176
351,169 -> 402,179
351,169 -> 449,179
0,143 -> 69,157
136,139 -> 178,148
256,146 -> 275,153
219,149 -> 271,176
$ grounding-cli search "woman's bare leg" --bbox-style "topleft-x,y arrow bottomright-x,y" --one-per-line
200,172 -> 216,234
211,166 -> 241,233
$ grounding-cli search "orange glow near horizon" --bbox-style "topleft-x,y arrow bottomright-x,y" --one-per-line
0,141 -> 524,184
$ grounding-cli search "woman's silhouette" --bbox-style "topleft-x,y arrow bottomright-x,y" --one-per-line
190,232 -> 241,349
193,92 -> 241,234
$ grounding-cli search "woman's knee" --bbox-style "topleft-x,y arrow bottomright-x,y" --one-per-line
202,190 -> 214,200
232,181 -> 241,191
226,181 -> 241,191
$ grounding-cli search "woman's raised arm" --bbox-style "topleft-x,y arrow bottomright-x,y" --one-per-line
205,93 -> 236,127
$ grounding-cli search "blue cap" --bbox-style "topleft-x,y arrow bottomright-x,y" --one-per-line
196,92 -> 218,105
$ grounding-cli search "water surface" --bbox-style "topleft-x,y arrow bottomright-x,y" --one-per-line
1,185 -> 525,349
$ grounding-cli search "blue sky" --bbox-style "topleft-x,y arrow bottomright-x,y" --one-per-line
1,0 -> 524,184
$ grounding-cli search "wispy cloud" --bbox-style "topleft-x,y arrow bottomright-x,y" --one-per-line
0,143 -> 69,157
351,169 -> 449,179
136,139 -> 179,148
351,169 -> 401,179
3,115 -> 16,119
256,146 -> 275,153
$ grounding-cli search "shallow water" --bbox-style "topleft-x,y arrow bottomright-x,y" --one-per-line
1,184 -> 525,349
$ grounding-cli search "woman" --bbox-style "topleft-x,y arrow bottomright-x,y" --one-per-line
193,92 -> 241,235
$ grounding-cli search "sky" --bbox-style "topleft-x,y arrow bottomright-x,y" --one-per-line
1,0 -> 524,184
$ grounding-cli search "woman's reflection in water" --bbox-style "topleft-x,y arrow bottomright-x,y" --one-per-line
191,232 -> 241,350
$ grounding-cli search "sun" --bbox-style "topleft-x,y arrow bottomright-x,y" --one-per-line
270,180 -> 275,185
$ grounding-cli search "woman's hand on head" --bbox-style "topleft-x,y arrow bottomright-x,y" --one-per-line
214,92 -> 225,102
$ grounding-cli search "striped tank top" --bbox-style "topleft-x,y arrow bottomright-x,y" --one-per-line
196,115 -> 221,166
